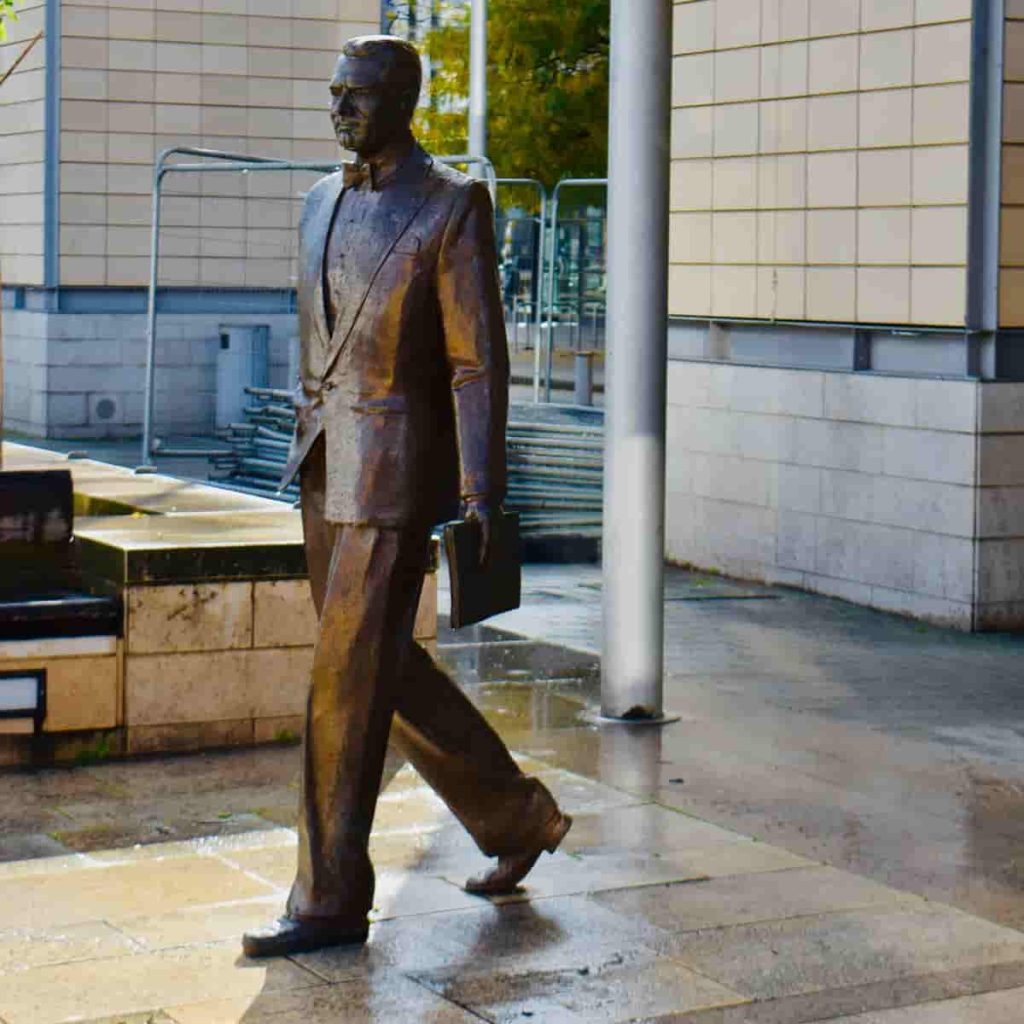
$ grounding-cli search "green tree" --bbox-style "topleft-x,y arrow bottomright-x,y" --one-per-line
399,0 -> 610,194
0,0 -> 19,41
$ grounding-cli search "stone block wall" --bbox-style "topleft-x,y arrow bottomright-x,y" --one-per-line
666,358 -> 1024,630
2,306 -> 297,438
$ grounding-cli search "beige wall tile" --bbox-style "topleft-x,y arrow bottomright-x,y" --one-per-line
1003,208 -> 1024,267
107,255 -> 150,284
202,42 -> 249,75
807,209 -> 856,263
671,212 -> 714,263
669,263 -> 712,316
60,224 -> 106,256
108,69 -> 156,101
252,580 -> 317,648
714,102 -> 760,156
156,41 -> 202,73
108,8 -> 156,40
61,131 -> 107,162
1002,268 -> 1024,325
60,255 -> 105,285
109,39 -> 156,71
861,0 -> 914,32
807,150 -> 856,207
859,29 -> 914,90
1005,84 -> 1024,143
0,653 -> 117,732
913,144 -> 968,204
60,161 -> 107,193
914,0 -> 972,24
671,158 -> 713,211
715,47 -> 761,103
673,53 -> 714,106
757,153 -> 807,208
857,267 -> 911,321
61,68 -> 109,101
858,147 -> 911,205
202,12 -> 247,45
712,211 -> 758,263
127,582 -> 253,654
761,0 -> 810,45
808,34 -> 859,94
858,208 -> 911,264
914,22 -> 971,85
807,93 -> 857,150
712,156 -> 758,208
757,209 -> 806,262
156,11 -> 202,42
806,266 -> 856,319
674,0 -> 715,55
716,0 -> 761,49
1008,20 -> 1024,83
912,206 -> 967,265
62,36 -> 108,69
914,83 -> 969,144
125,650 -> 250,725
759,41 -> 808,98
808,0 -> 859,37
712,265 -> 759,316
759,98 -> 808,153
859,88 -> 913,147
672,106 -> 714,158
62,194 -> 107,224
757,266 -> 806,318
62,5 -> 109,37
912,266 -> 965,324
1004,146 -> 1024,204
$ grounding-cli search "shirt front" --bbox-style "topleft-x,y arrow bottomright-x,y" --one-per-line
322,141 -> 416,341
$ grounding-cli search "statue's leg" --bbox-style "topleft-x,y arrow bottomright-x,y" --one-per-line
287,452 -> 424,923
390,641 -> 566,860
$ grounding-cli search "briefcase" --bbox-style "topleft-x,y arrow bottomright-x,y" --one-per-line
442,511 -> 521,629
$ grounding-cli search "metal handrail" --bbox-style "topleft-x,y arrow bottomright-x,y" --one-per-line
142,147 -> 502,467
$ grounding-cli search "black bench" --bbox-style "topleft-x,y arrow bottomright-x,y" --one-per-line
0,470 -> 121,643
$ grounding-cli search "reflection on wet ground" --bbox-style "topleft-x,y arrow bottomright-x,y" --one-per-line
483,564 -> 1024,932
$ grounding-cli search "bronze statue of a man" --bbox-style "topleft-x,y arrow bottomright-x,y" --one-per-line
242,35 -> 571,959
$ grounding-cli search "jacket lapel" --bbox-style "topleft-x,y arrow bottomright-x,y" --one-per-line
309,173 -> 346,351
320,153 -> 440,383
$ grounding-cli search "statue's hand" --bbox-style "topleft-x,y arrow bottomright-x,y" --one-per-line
462,497 -> 493,567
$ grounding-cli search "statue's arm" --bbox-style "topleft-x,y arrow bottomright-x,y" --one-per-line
436,179 -> 510,513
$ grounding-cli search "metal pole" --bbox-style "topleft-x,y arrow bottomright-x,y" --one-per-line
545,190 -> 559,403
600,0 -> 675,723
140,162 -> 164,469
468,0 -> 487,160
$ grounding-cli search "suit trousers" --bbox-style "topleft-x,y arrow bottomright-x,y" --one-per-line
286,436 -> 561,923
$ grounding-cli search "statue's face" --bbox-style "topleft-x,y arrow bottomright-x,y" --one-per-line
329,53 -> 413,158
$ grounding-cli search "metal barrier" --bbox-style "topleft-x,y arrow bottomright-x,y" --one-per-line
542,178 -> 608,402
141,147 -> 496,467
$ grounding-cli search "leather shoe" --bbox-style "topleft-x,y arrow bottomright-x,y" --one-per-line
242,915 -> 369,958
464,812 -> 573,895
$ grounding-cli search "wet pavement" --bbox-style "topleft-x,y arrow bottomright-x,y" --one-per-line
4,564 -> 1024,1020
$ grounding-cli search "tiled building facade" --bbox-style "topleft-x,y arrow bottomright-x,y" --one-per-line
665,0 -> 1024,629
1,0 -> 378,437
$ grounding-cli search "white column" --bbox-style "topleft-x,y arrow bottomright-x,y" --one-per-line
601,0 -> 672,720
468,0 -> 487,159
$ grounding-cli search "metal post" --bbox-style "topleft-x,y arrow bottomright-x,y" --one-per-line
600,0 -> 675,723
468,0 -> 487,160
140,162 -> 164,470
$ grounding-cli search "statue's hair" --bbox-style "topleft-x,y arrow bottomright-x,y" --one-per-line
341,35 -> 423,99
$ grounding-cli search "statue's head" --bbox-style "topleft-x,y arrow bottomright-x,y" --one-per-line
330,35 -> 422,159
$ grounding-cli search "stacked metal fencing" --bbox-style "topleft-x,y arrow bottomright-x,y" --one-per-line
209,388 -> 603,538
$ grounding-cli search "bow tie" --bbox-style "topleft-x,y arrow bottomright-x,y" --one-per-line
343,161 -> 377,191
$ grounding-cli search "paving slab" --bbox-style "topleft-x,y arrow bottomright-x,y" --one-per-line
658,903 -> 1024,1023
808,986 -> 1024,1021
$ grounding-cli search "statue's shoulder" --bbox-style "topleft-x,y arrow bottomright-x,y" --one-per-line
307,169 -> 344,202
423,156 -> 476,196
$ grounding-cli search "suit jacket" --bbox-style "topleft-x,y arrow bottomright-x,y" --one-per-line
281,143 -> 509,527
